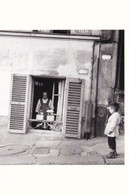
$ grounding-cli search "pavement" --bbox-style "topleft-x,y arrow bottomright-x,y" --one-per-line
0,124 -> 124,165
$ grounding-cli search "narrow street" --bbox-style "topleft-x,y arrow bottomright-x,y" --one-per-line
0,127 -> 124,165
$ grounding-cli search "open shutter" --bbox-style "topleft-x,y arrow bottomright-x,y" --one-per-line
64,78 -> 84,139
9,74 -> 29,134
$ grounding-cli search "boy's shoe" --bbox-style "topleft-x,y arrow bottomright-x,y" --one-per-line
114,151 -> 118,156
106,152 -> 116,159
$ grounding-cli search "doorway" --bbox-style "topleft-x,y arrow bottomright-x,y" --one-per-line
29,76 -> 65,130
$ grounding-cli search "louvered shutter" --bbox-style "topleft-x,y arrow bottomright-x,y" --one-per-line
9,74 -> 29,134
64,78 -> 84,139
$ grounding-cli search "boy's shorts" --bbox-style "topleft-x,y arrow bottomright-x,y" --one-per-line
108,136 -> 116,150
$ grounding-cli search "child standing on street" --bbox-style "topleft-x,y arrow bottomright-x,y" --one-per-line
104,102 -> 121,158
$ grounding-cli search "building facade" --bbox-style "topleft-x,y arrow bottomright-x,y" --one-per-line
0,30 -> 124,138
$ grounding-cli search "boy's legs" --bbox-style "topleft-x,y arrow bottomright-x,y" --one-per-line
112,137 -> 117,155
107,137 -> 117,158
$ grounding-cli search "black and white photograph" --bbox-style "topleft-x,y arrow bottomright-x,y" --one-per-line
0,0 -> 128,195
0,30 -> 124,165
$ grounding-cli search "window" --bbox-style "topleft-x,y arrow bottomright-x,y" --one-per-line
9,74 -> 84,139
29,76 -> 65,130
50,30 -> 70,35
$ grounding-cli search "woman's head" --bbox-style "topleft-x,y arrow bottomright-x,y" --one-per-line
42,92 -> 48,100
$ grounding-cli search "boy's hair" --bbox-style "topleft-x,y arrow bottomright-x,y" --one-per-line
109,102 -> 120,112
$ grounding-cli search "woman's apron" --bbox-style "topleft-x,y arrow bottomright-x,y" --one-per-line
40,99 -> 50,120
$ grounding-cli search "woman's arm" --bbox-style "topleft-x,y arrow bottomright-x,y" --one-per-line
35,99 -> 41,113
48,99 -> 54,110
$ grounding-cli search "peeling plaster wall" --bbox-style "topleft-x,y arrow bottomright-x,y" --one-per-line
0,36 -> 93,116
0,72 -> 11,116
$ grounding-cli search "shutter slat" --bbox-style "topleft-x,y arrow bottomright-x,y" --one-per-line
66,125 -> 78,128
67,112 -> 79,114
68,95 -> 81,98
66,119 -> 79,122
66,115 -> 79,119
66,115 -> 79,118
66,131 -> 78,134
66,129 -> 78,131
68,103 -> 80,106
66,130 -> 78,132
10,118 -> 24,120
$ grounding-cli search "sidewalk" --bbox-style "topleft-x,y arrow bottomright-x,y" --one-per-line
0,126 -> 124,165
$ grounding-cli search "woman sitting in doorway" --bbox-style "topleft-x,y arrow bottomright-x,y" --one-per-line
35,92 -> 54,129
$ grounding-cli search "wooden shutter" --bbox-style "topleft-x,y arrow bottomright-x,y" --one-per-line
9,74 -> 29,134
64,78 -> 84,139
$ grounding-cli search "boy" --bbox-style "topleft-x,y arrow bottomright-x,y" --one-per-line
104,102 -> 121,158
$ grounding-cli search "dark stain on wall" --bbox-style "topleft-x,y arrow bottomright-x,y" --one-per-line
33,48 -> 69,69
73,50 -> 92,67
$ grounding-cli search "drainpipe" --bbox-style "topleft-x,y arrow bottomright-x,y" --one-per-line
90,41 -> 97,100
94,42 -> 101,137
